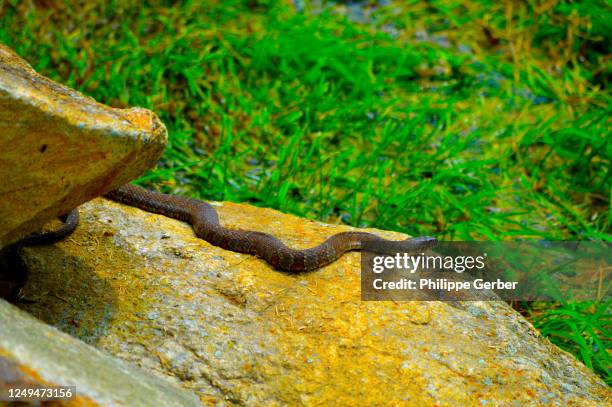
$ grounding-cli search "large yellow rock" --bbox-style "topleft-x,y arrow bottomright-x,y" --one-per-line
16,198 -> 610,405
0,44 -> 166,248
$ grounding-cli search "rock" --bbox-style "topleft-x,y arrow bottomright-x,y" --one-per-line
0,299 -> 202,406
0,43 -> 167,248
15,198 -> 610,405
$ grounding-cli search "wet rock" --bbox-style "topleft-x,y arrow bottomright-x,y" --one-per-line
15,198 -> 610,405
0,43 -> 167,248
0,299 -> 201,406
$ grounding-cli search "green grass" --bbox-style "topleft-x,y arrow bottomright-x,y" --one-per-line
529,300 -> 610,384
0,0 -> 609,383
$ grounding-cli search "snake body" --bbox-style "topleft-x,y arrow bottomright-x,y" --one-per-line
17,184 -> 437,272
0,210 -> 79,300
104,184 -> 437,271
15,210 -> 80,247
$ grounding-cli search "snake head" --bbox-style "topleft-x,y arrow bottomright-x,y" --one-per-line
407,236 -> 438,251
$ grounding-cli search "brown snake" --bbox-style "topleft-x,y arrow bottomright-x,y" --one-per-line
17,184 -> 437,272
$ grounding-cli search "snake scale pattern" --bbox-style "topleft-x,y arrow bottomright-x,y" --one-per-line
18,184 -> 437,272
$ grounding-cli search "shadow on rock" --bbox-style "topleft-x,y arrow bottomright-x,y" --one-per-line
12,245 -> 117,347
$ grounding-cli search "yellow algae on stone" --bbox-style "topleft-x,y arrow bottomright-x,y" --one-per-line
16,198 -> 610,405
0,43 -> 167,248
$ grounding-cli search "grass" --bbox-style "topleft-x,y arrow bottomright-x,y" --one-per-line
0,0 -> 609,384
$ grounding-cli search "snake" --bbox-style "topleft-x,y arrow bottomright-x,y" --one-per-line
14,184 -> 437,272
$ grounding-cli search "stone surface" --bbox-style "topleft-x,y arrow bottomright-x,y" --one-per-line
15,198 -> 610,405
0,43 -> 167,248
0,299 -> 201,406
